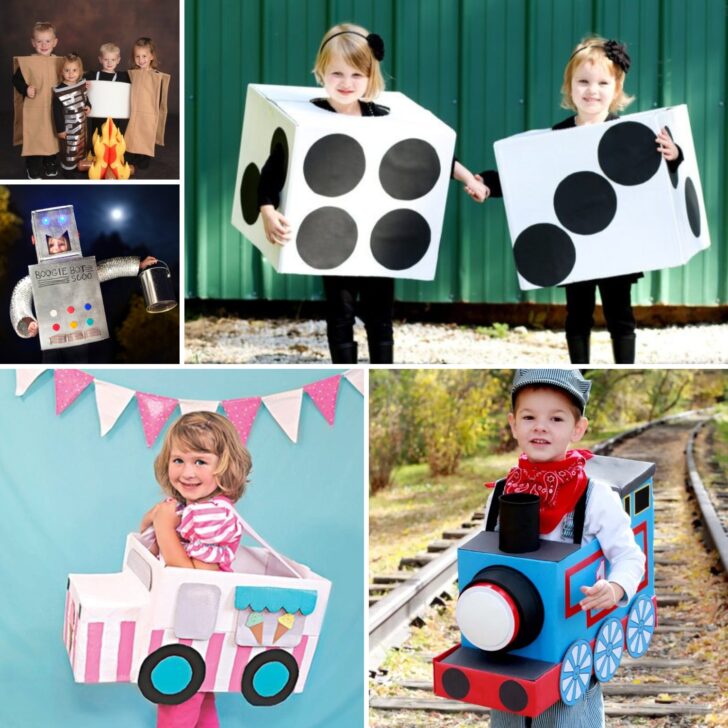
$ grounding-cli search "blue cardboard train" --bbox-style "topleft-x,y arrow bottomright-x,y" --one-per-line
433,454 -> 656,717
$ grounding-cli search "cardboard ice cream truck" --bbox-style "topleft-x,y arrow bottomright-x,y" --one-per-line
64,516 -> 330,707
493,104 -> 710,290
231,84 -> 456,281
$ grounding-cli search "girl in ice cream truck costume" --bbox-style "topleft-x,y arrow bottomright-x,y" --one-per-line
140,410 -> 252,727
479,37 -> 684,365
258,23 -> 485,364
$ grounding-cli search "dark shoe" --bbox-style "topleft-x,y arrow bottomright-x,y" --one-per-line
26,166 -> 42,180
43,156 -> 59,177
136,154 -> 151,169
368,341 -> 394,364
611,334 -> 636,364
329,342 -> 358,364
566,336 -> 590,364
26,157 -> 43,179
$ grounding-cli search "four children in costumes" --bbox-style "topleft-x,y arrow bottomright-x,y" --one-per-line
485,369 -> 644,727
13,26 -> 169,178
257,23 -> 485,364
139,411 -> 252,728
477,37 -> 683,364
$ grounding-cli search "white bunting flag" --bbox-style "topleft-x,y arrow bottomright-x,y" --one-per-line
94,379 -> 135,436
179,399 -> 220,414
15,368 -> 47,396
262,388 -> 304,443
344,369 -> 365,395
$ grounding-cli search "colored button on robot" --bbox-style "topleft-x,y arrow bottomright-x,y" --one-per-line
52,323 -> 60,331
67,306 -> 75,314
86,318 -> 94,326
84,303 -> 92,311
70,321 -> 78,329
49,309 -> 58,317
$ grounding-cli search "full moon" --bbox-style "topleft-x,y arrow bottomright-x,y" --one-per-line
110,207 -> 124,221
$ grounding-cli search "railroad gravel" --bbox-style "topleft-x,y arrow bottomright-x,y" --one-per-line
185,317 -> 728,365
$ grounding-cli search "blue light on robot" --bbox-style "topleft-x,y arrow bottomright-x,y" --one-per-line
42,216 -> 50,225
58,214 -> 67,224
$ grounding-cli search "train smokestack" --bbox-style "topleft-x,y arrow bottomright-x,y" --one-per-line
498,493 -> 540,553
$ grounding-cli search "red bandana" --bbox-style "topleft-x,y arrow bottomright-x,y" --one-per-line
504,449 -> 593,534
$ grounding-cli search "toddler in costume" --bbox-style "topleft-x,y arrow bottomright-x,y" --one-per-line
52,53 -> 91,176
140,411 -> 252,727
258,22 -> 485,364
85,42 -> 131,137
479,38 -> 683,364
12,21 -> 63,179
124,37 -> 170,171
484,369 -> 644,727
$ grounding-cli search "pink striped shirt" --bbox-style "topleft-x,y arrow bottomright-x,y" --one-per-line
176,496 -> 243,572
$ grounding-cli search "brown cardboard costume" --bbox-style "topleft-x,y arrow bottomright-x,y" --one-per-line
124,69 -> 170,157
13,56 -> 65,156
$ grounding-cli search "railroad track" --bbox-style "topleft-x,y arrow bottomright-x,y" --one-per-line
369,412 -> 727,725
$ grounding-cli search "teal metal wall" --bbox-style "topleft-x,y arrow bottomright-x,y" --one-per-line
186,0 -> 728,305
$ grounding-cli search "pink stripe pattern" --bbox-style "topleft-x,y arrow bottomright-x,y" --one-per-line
228,645 -> 253,692
292,634 -> 309,668
116,621 -> 136,682
148,629 -> 165,655
200,633 -> 225,691
85,622 -> 104,683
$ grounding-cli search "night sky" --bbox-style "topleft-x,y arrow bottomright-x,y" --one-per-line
2,184 -> 179,362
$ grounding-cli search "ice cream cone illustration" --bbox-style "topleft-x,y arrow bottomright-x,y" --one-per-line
246,611 -> 265,644
273,612 -> 296,643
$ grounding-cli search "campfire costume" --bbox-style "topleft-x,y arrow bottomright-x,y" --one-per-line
484,369 -> 645,728
52,80 -> 91,173
12,55 -> 64,178
84,68 -> 130,136
124,68 -> 170,168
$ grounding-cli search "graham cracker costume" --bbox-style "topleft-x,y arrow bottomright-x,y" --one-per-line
13,55 -> 65,156
124,69 -> 170,157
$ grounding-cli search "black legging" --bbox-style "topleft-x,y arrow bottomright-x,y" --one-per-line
322,276 -> 394,346
564,275 -> 636,339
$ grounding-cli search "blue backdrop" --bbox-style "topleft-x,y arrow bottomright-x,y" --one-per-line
0,367 -> 364,728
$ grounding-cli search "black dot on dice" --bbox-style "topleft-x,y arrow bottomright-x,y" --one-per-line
379,139 -> 441,200
663,126 -> 679,189
269,126 -> 290,189
513,224 -> 576,287
296,207 -> 357,269
303,134 -> 365,196
553,171 -> 617,235
684,177 -> 701,237
598,121 -> 661,186
240,163 -> 261,225
370,210 -> 431,270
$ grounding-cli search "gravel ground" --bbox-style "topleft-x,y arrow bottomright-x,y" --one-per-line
185,316 -> 728,365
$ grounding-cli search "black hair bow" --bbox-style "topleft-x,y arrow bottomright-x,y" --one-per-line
603,40 -> 631,73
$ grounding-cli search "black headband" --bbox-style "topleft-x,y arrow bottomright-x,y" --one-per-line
570,39 -> 631,73
320,30 -> 385,62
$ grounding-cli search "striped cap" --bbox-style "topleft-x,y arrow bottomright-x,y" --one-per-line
511,369 -> 592,413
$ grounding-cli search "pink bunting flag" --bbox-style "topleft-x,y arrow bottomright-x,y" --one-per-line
55,369 -> 94,415
303,375 -> 342,426
221,397 -> 262,444
135,391 -> 179,447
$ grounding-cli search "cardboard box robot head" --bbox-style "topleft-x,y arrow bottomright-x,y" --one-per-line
232,84 -> 456,281
494,104 -> 710,290
31,205 -> 82,262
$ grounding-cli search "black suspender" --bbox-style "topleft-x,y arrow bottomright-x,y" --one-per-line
485,478 -> 590,545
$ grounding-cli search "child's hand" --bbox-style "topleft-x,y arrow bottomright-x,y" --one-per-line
473,174 -> 491,202
27,320 -> 39,337
84,106 -> 91,117
139,256 -> 158,270
260,205 -> 292,245
57,132 -> 67,140
656,127 -> 678,161
152,499 -> 181,530
579,579 -> 624,611
27,86 -> 36,99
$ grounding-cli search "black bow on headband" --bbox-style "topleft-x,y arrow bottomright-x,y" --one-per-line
321,31 -> 385,62
571,39 -> 631,74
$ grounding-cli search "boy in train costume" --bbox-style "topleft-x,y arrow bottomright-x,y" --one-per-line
9,205 -> 151,363
433,369 -> 652,726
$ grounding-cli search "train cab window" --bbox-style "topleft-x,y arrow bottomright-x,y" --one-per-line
633,485 -> 651,515
623,494 -> 631,516
174,583 -> 221,641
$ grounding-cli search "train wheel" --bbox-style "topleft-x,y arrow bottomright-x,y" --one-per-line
241,649 -> 299,706
559,639 -> 593,705
593,617 -> 624,682
626,594 -> 655,658
137,644 -> 206,705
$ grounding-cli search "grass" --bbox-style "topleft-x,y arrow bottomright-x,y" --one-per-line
369,429 -> 620,578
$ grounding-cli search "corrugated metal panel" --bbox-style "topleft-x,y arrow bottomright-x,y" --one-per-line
186,0 -> 728,304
